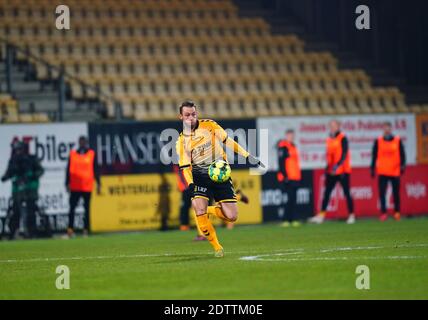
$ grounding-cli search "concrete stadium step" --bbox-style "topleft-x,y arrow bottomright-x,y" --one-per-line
0,72 -> 27,83
9,81 -> 44,93
63,110 -> 100,122
2,58 -> 106,121
18,98 -> 76,112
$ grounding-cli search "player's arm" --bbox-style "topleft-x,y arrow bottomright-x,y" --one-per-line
277,143 -> 289,179
180,165 -> 193,186
214,122 -> 265,167
336,136 -> 349,168
1,159 -> 14,182
399,139 -> 406,174
226,137 -> 265,167
176,135 -> 194,186
33,157 -> 44,179
224,137 -> 249,158
370,139 -> 378,177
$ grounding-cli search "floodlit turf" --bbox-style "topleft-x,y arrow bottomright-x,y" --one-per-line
1,217 -> 428,299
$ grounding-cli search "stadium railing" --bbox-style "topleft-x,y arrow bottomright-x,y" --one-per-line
0,37 -> 124,122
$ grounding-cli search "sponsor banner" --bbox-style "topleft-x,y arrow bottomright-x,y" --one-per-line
257,114 -> 417,170
261,170 -> 314,222
89,119 -> 257,175
89,121 -> 180,175
312,165 -> 428,218
91,173 -> 181,232
0,123 -> 88,217
91,169 -> 262,232
416,113 -> 428,164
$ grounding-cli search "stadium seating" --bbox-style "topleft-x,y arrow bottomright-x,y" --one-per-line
0,93 -> 50,123
0,0 -> 418,120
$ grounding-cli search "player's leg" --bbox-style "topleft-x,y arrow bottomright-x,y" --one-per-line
9,196 -> 21,239
26,194 -> 38,238
218,201 -> 238,222
321,175 -> 337,212
288,181 -> 300,226
67,191 -> 79,237
82,191 -> 91,236
208,179 -> 238,222
391,177 -> 401,220
192,197 -> 223,256
340,174 -> 355,224
193,216 -> 206,241
309,174 -> 336,223
378,175 -> 388,221
280,182 -> 291,227
207,204 -> 236,222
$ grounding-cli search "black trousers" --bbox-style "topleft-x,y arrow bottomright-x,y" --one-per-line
282,180 -> 299,222
68,191 -> 91,231
378,175 -> 400,213
179,187 -> 192,225
9,195 -> 37,238
321,173 -> 354,213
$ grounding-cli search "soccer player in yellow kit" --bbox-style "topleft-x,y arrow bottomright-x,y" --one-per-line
176,101 -> 263,257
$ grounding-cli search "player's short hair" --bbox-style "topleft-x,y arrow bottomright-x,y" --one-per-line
179,100 -> 197,114
383,121 -> 392,127
286,129 -> 295,134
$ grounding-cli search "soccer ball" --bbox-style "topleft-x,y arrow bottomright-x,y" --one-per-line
208,160 -> 231,183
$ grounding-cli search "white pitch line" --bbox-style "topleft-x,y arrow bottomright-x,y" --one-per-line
320,246 -> 384,253
239,243 -> 428,262
1,243 -> 427,264
239,255 -> 428,262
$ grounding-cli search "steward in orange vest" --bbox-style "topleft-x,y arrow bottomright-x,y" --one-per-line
277,139 -> 302,182
277,129 -> 301,226
370,121 -> 406,221
326,131 -> 351,175
65,136 -> 100,237
309,120 -> 355,224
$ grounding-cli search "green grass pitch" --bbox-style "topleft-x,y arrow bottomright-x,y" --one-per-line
1,217 -> 428,299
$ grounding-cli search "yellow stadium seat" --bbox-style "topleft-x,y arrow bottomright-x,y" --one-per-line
18,113 -> 34,123
32,113 -> 50,122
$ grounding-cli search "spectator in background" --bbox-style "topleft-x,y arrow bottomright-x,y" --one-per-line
309,120 -> 355,224
371,121 -> 406,222
277,129 -> 302,227
65,136 -> 100,238
1,140 -> 44,239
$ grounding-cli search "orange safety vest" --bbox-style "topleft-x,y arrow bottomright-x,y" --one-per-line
69,149 -> 95,192
277,140 -> 302,181
376,136 -> 401,177
326,132 -> 351,175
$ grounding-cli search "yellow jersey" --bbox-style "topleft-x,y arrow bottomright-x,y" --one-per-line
176,119 -> 231,175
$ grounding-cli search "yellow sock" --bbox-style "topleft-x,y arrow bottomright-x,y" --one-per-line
318,211 -> 326,217
196,213 -> 222,251
194,217 -> 203,236
207,205 -> 233,222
